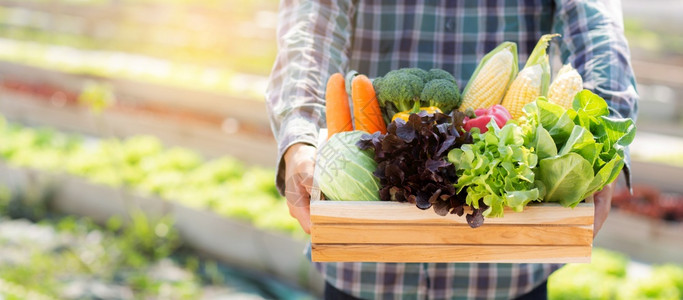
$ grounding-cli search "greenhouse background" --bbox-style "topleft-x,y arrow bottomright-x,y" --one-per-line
0,0 -> 681,299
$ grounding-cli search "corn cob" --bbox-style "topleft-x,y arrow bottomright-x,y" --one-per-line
548,64 -> 583,109
501,33 -> 559,119
460,42 -> 518,111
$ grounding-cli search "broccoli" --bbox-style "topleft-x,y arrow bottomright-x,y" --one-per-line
420,79 -> 462,113
372,76 -> 383,94
402,68 -> 429,82
374,71 -> 424,111
426,68 -> 457,83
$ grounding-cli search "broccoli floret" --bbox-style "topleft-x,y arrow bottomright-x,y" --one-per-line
426,68 -> 457,83
372,76 -> 383,93
374,71 -> 424,111
420,79 -> 461,113
402,68 -> 429,82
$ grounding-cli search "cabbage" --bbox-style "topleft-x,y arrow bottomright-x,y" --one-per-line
315,131 -> 380,201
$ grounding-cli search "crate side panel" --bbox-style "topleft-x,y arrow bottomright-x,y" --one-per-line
311,224 -> 593,246
311,244 -> 592,263
311,201 -> 594,225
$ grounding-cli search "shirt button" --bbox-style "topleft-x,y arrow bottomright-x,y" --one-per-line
445,17 -> 455,32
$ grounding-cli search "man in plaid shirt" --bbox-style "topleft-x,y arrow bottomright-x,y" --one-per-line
265,1 -> 638,299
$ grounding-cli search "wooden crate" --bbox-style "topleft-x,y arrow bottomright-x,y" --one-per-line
310,186 -> 594,263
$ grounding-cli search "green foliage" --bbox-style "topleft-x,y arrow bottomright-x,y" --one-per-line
0,185 -> 11,214
401,67 -> 429,82
549,249 -> 683,300
0,213 -> 205,298
374,67 -> 463,122
426,68 -> 456,83
2,185 -> 51,222
115,210 -> 182,266
549,248 -> 628,300
616,264 -> 683,300
78,81 -> 116,114
420,79 -> 461,113
187,157 -> 245,187
0,30 -> 270,99
121,135 -> 164,165
448,121 -> 542,218
522,92 -> 636,207
0,114 -> 299,238
374,70 -> 425,111
240,167 -> 279,198
315,131 -> 381,201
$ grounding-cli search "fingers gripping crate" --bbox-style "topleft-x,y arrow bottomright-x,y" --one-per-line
309,184 -> 594,263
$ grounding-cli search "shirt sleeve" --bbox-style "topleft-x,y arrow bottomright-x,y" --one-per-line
551,0 -> 639,120
265,0 -> 355,195
551,0 -> 639,186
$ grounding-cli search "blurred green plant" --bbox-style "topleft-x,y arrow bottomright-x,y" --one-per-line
0,115 -> 303,238
78,81 -> 116,114
548,248 -> 683,300
0,212 -> 198,299
624,18 -> 683,56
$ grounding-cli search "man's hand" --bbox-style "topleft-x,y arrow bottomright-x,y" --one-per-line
283,143 -> 317,234
592,181 -> 616,238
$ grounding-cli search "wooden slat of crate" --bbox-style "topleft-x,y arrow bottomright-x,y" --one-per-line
310,201 -> 593,263
311,200 -> 594,225
312,244 -> 592,263
312,223 -> 593,246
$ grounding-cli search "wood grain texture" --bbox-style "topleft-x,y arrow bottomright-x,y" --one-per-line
310,200 -> 594,225
311,224 -> 593,246
312,244 -> 592,263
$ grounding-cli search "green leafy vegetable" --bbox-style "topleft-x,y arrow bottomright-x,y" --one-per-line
452,89 -> 636,215
538,153 -> 594,207
357,111 -> 474,222
315,131 -> 381,201
522,90 -> 636,207
448,121 -> 543,219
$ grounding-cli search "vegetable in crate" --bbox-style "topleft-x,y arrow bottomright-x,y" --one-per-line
373,68 -> 425,113
460,42 -> 518,111
325,73 -> 353,140
448,121 -> 544,220
315,130 -> 380,201
357,111 -> 483,227
547,64 -> 583,109
522,91 -> 636,207
392,106 -> 441,122
463,104 -> 512,134
352,74 -> 387,134
501,33 -> 559,119
373,68 -> 461,122
448,91 -> 636,220
420,78 -> 461,113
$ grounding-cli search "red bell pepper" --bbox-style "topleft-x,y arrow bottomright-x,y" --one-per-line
463,104 -> 512,133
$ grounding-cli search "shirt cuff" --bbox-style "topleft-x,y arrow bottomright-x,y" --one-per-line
275,115 -> 320,196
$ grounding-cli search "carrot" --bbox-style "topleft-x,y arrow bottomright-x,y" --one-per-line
351,74 -> 387,134
325,73 -> 354,140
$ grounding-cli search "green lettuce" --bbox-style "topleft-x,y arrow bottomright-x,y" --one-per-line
448,121 -> 543,218
539,153 -> 594,207
523,90 -> 636,207
448,90 -> 635,217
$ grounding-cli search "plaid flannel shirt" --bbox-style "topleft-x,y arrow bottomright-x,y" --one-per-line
265,1 -> 638,299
